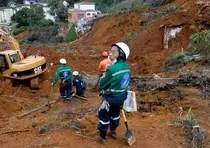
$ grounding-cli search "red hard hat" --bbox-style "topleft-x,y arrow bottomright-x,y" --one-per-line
102,51 -> 109,57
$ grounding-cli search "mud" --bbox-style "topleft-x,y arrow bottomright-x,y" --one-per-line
0,0 -> 210,147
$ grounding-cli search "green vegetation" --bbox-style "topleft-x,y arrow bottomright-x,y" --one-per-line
13,26 -> 25,35
123,32 -> 139,43
67,23 -> 77,42
38,119 -> 59,135
172,108 -> 197,128
171,108 -> 206,147
108,0 -> 175,13
11,5 -> 45,27
164,30 -> 210,71
49,0 -> 68,23
188,30 -> 210,62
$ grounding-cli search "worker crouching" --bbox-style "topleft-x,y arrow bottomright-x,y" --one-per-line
97,42 -> 131,144
52,58 -> 72,101
72,71 -> 86,97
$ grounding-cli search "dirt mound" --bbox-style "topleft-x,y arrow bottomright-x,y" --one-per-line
59,0 -> 209,75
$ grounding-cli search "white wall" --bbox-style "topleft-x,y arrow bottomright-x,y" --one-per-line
43,7 -> 55,21
74,4 -> 79,9
0,9 -> 14,25
24,1 -> 31,5
86,11 -> 97,18
79,4 -> 95,11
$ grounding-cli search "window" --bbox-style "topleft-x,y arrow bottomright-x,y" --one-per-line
87,13 -> 91,16
77,14 -> 84,20
0,55 -> 8,73
9,52 -> 21,64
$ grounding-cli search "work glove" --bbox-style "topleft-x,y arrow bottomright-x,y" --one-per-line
99,100 -> 110,112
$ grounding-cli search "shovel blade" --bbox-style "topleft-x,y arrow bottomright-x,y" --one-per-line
125,129 -> 136,146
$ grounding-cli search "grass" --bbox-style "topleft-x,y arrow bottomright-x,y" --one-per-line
38,118 -> 59,136
123,32 -> 139,43
172,108 -> 197,128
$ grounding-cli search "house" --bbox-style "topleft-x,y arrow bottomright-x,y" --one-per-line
24,0 -> 40,5
68,1 -> 101,24
74,1 -> 96,11
0,7 -> 14,26
43,6 -> 55,22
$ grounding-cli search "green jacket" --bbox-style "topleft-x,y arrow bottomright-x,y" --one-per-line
52,65 -> 72,84
100,60 -> 131,96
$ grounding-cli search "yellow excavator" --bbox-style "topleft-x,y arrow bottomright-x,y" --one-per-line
0,29 -> 47,89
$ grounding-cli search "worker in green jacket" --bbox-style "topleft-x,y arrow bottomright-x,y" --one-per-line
97,42 -> 131,144
52,58 -> 72,101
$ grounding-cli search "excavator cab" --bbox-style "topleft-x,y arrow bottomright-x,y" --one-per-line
0,54 -> 8,73
0,30 -> 47,89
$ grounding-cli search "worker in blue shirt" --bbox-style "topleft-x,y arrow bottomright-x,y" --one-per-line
72,71 -> 86,97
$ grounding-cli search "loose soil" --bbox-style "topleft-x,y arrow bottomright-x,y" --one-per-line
0,0 -> 209,147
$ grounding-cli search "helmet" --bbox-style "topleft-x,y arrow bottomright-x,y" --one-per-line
73,71 -> 79,76
59,58 -> 67,64
112,42 -> 130,60
102,51 -> 109,57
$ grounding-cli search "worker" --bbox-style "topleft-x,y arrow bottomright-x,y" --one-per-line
98,51 -> 112,74
72,71 -> 86,97
97,42 -> 131,144
93,51 -> 112,89
52,58 -> 72,101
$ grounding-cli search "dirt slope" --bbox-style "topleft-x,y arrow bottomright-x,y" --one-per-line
0,0 -> 209,147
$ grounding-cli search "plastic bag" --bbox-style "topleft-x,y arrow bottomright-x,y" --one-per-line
123,91 -> 137,112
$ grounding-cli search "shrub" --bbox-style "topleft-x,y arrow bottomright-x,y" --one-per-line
27,33 -> 41,42
171,108 -> 206,147
38,19 -> 54,27
108,7 -> 121,14
50,25 -> 59,36
55,36 -> 64,43
38,119 -> 59,136
124,32 -> 139,43
13,26 -> 25,36
188,30 -> 210,62
67,23 -> 77,42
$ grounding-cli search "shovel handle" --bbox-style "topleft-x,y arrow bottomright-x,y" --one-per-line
121,109 -> 129,131
121,109 -> 127,122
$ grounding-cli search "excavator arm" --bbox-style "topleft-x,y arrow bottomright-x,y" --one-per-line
0,29 -> 24,59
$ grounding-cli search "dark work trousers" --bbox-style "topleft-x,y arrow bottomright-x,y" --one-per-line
60,80 -> 72,99
97,92 -> 127,139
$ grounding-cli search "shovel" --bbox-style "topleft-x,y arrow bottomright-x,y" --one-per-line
121,109 -> 136,146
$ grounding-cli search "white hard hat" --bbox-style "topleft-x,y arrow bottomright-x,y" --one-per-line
59,58 -> 67,64
112,42 -> 130,59
73,71 -> 79,76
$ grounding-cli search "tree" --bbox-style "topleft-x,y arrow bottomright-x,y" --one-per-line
0,0 -> 8,7
56,6 -> 68,22
11,8 -> 31,26
67,23 -> 77,42
188,30 -> 210,62
12,5 -> 46,27
49,0 -> 57,16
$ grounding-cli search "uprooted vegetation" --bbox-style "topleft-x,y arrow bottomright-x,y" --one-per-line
171,109 -> 206,147
38,118 -> 59,136
1,0 -> 210,147
165,30 -> 210,71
